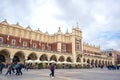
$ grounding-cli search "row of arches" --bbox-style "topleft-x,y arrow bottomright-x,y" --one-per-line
76,54 -> 112,67
0,49 -> 112,67
0,49 -> 72,64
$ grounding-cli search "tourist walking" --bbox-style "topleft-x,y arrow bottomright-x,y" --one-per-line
5,63 -> 12,75
0,61 -> 4,74
49,62 -> 55,78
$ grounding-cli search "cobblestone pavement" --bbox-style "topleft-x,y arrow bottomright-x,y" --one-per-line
0,68 -> 120,80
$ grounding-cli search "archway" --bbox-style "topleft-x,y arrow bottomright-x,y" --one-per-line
87,59 -> 90,64
83,58 -> 86,62
76,57 -> 81,62
28,53 -> 37,60
0,49 -> 10,63
50,55 -> 57,61
66,57 -> 72,62
99,60 -> 101,67
95,60 -> 98,67
76,54 -> 81,62
91,59 -> 94,67
102,60 -> 104,66
40,54 -> 48,61
13,51 -> 25,64
0,55 -> 5,62
58,56 -> 65,62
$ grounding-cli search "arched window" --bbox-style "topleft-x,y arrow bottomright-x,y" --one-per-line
11,39 -> 16,45
33,43 -> 37,48
23,41 -> 27,47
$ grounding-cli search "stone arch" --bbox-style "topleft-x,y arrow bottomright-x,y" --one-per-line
58,56 -> 65,62
98,60 -> 102,66
95,59 -> 98,67
28,52 -> 37,60
13,51 -> 25,63
66,57 -> 72,62
50,55 -> 57,61
83,58 -> 86,62
110,61 -> 112,65
87,59 -> 90,64
99,60 -> 101,64
105,61 -> 107,66
76,54 -> 82,62
91,59 -> 94,66
76,57 -> 81,62
102,60 -> 104,65
0,49 -> 10,63
40,54 -> 48,61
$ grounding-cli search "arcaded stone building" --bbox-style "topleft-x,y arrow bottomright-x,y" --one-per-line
0,19 -> 113,67
101,49 -> 120,65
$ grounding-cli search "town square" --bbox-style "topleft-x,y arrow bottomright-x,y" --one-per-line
0,68 -> 120,80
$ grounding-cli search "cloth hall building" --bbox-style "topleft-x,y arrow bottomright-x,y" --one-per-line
0,19 -> 113,68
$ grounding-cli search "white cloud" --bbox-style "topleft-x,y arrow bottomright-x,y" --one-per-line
28,0 -> 68,33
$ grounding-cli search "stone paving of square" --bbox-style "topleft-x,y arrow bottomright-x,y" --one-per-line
0,68 -> 120,80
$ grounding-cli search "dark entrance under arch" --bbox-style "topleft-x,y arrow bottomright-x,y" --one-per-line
13,56 -> 20,62
0,55 -> 5,62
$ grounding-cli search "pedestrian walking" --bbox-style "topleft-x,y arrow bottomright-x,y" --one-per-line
5,63 -> 12,75
0,61 -> 4,74
49,62 -> 55,78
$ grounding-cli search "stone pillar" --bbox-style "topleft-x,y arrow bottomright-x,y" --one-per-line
24,56 -> 28,64
57,42 -> 61,52
10,56 -> 13,63
81,56 -> 83,66
72,35 -> 76,63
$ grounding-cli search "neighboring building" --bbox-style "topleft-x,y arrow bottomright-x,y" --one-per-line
0,19 -> 112,68
101,49 -> 120,65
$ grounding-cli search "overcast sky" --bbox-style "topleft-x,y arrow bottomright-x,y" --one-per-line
0,0 -> 120,51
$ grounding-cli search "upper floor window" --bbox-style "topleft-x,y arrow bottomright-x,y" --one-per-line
0,37 -> 3,44
48,45 -> 51,51
11,39 -> 16,45
23,41 -> 27,47
33,43 -> 37,48
42,44 -> 45,50
75,38 -> 81,50
62,44 -> 66,52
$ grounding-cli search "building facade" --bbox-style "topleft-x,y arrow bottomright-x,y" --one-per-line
0,19 -> 113,67
101,49 -> 120,65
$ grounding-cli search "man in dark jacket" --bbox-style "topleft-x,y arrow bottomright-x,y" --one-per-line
0,61 -> 4,74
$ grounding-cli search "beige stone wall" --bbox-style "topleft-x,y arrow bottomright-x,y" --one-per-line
83,43 -> 100,53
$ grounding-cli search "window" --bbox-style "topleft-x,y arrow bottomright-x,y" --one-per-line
0,37 -> 3,44
76,41 -> 80,50
11,39 -> 16,45
42,44 -> 45,50
75,39 -> 81,50
23,41 -> 27,47
62,44 -> 66,52
33,43 -> 37,48
109,53 -> 112,57
48,46 -> 51,51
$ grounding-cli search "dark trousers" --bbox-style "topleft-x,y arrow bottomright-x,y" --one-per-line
50,70 -> 55,77
6,70 -> 11,75
0,68 -> 3,74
